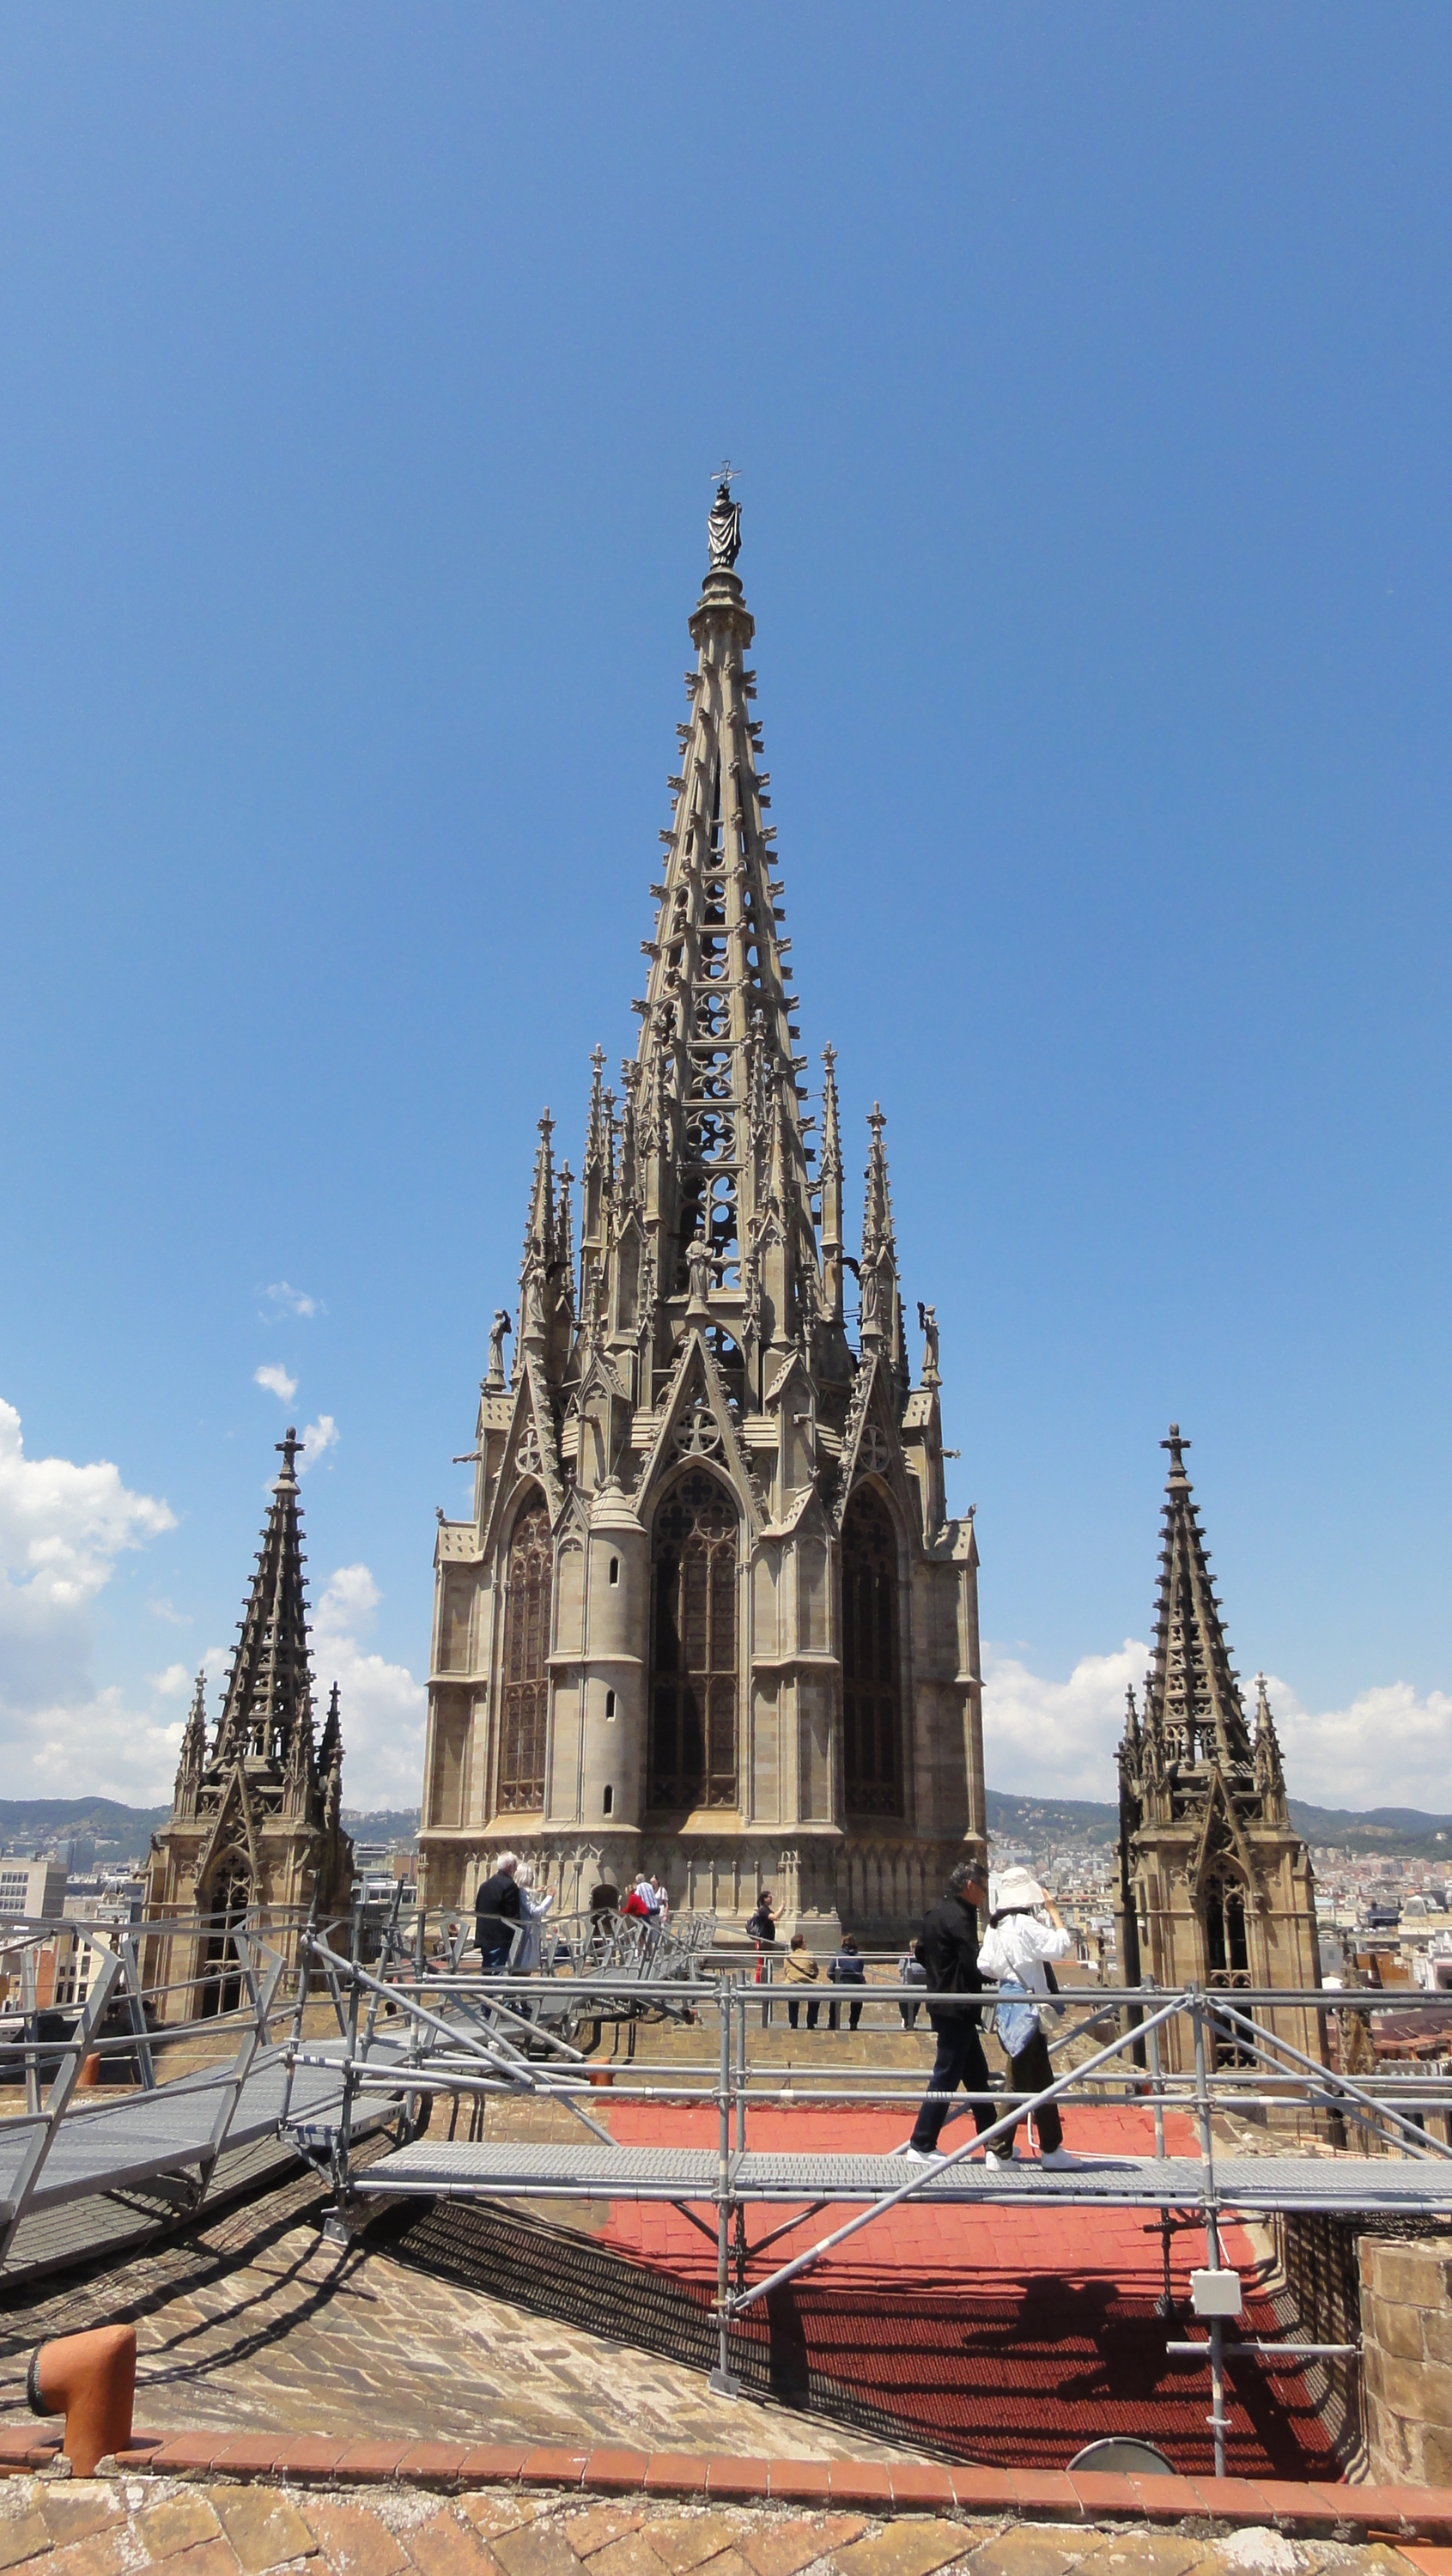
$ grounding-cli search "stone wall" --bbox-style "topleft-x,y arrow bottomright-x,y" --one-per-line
1272,2210 -> 1361,2464
1359,2234 -> 1452,2487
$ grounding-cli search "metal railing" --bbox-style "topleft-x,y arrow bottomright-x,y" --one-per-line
291,1950 -> 1452,2478
0,1899 -> 395,2273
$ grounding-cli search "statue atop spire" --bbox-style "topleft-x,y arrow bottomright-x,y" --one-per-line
707,465 -> 742,573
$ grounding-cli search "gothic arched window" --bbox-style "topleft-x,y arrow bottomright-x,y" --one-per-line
498,1494 -> 552,1813
841,1484 -> 904,1817
649,1470 -> 738,1811
1203,1874 -> 1249,1978
198,1860 -> 251,2017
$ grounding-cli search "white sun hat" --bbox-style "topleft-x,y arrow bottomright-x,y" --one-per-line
993,1864 -> 1047,1912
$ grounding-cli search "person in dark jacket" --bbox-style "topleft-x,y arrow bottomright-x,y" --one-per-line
474,1853 -> 521,1973
828,1932 -> 866,2032
900,1861 -> 999,2161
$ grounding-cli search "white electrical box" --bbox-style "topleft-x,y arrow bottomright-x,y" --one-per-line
1191,2268 -> 1242,2318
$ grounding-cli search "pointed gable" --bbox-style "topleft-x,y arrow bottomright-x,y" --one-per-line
635,1328 -> 760,1534
481,1354 -> 564,1554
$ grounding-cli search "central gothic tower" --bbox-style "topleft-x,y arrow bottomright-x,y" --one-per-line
419,488 -> 985,1939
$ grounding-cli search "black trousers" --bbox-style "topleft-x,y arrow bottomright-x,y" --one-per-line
829,1995 -> 862,2031
787,1996 -> 820,2029
908,2012 -> 995,2152
1001,2024 -> 1062,2154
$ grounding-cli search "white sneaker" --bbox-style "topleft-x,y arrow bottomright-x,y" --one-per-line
896,2145 -> 938,2162
982,2148 -> 1018,2169
1041,2147 -> 1079,2168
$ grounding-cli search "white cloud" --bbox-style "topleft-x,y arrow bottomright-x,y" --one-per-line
0,1399 -> 176,1613
147,1595 -> 188,1626
147,1663 -> 193,1698
1263,1673 -> 1452,1815
254,1363 -> 298,1402
261,1281 -> 323,1321
983,1636 -> 1452,1816
297,1415 -> 338,1473
0,1396 -> 182,1800
983,1637 -> 1148,1803
312,1564 -> 425,1807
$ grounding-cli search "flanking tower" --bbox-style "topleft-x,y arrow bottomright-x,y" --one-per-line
420,485 -> 984,1940
144,1429 -> 353,2015
1116,1425 -> 1324,2072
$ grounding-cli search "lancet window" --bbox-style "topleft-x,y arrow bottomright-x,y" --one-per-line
649,1471 -> 738,1812
199,1862 -> 251,2017
841,1484 -> 904,1817
1202,1874 -> 1249,1979
497,1494 -> 552,1813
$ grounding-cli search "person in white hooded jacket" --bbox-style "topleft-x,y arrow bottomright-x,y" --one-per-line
976,1866 -> 1076,2165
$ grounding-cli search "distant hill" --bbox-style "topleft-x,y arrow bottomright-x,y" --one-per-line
0,1798 -> 171,1861
3,1791 -> 1445,1868
987,1790 -> 1119,1848
343,1808 -> 421,1846
987,1787 -> 1452,1862
0,1795 -> 421,1865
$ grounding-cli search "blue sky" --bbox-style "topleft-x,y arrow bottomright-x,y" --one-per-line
3,8 -> 1449,1813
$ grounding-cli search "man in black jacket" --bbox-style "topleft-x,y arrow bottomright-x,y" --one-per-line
474,1853 -> 522,1974
901,1860 -> 999,2161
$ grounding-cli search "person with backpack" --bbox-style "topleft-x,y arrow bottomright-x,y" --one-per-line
827,1932 -> 866,2032
975,1866 -> 1076,2165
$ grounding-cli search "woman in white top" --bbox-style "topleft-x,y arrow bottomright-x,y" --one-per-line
510,1862 -> 556,1977
976,1866 -> 1076,2165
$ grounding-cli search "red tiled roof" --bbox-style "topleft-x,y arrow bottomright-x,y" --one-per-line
596,2102 -> 1340,2479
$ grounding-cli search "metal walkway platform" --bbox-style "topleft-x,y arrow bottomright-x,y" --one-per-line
355,2137 -> 1452,2219
0,2038 -> 406,2222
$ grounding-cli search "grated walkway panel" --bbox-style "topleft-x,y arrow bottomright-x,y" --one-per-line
355,2136 -> 1452,2218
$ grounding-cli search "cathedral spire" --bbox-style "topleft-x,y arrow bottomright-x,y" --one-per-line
1144,1424 -> 1250,1771
213,1429 -> 313,1773
625,482 -> 823,1386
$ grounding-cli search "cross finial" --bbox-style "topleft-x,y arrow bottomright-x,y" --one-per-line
714,459 -> 738,493
1161,1422 -> 1189,1473
276,1425 -> 303,1478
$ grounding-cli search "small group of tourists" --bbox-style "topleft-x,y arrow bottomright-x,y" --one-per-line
622,1873 -> 669,1927
749,1898 -> 868,2034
